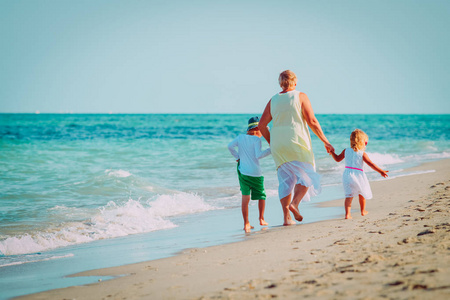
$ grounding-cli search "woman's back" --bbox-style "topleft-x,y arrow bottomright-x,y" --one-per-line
271,90 -> 303,127
270,90 -> 314,168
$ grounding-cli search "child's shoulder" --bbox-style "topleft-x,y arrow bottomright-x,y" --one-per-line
232,134 -> 251,142
241,134 -> 260,140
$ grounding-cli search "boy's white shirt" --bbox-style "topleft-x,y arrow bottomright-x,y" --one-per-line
228,134 -> 271,177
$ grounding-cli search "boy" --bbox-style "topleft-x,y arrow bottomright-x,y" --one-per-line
228,116 -> 271,233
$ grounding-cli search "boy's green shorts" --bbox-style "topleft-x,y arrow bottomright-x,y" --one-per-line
237,164 -> 266,200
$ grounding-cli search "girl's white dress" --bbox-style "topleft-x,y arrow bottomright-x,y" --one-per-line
343,148 -> 373,199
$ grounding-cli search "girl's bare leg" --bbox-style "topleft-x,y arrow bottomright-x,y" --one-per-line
359,195 -> 368,216
258,200 -> 268,226
241,195 -> 253,232
280,194 -> 296,226
289,184 -> 308,222
345,197 -> 353,219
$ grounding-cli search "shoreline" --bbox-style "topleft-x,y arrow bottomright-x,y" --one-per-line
16,159 -> 450,300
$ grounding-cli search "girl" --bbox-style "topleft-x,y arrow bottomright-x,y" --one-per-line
330,129 -> 388,219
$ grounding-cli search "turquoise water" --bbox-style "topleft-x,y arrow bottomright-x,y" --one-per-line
0,114 -> 449,298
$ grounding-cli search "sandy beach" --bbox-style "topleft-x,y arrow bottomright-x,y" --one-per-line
17,159 -> 450,300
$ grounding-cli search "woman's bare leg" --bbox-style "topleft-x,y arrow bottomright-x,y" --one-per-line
359,195 -> 368,216
241,195 -> 253,232
280,194 -> 296,226
258,200 -> 268,225
345,197 -> 353,219
289,184 -> 308,222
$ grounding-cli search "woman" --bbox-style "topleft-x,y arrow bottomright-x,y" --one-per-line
259,70 -> 334,225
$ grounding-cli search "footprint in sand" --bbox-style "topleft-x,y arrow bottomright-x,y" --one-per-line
417,229 -> 436,236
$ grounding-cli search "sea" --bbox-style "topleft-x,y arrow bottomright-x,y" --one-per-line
0,114 -> 449,299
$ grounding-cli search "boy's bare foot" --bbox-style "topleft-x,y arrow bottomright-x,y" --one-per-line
345,215 -> 352,219
260,219 -> 268,226
361,210 -> 369,216
244,224 -> 254,233
289,204 -> 303,222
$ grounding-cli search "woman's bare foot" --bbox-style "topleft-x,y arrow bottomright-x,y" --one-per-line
260,219 -> 268,226
289,204 -> 303,222
283,216 -> 296,226
361,210 -> 369,216
345,214 -> 352,219
244,223 -> 254,233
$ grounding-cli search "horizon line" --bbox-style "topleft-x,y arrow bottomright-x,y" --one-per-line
0,112 -> 449,115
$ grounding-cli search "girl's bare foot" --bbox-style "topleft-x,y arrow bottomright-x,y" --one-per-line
244,223 -> 254,233
361,210 -> 369,216
289,204 -> 303,222
345,215 -> 352,219
260,219 -> 268,226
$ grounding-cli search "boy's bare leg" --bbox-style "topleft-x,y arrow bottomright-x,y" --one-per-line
280,194 -> 296,226
258,200 -> 268,226
289,184 -> 308,222
359,195 -> 368,216
241,195 -> 253,232
345,197 -> 353,219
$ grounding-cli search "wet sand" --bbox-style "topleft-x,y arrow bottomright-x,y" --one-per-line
17,159 -> 450,300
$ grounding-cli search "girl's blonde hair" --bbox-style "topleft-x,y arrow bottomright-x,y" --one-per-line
278,70 -> 297,90
350,129 -> 368,151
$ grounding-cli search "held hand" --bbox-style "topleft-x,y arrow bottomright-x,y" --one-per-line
324,143 -> 334,154
380,170 -> 389,178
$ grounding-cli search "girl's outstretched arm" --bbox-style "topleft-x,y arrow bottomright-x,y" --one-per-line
330,149 -> 345,162
363,153 -> 389,178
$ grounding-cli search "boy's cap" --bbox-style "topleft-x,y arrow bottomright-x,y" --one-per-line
247,116 -> 259,131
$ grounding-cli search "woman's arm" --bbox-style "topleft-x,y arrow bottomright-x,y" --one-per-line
300,92 -> 334,153
363,153 -> 389,178
330,149 -> 345,162
259,100 -> 272,144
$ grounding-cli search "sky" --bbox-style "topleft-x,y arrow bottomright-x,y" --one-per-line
0,0 -> 449,114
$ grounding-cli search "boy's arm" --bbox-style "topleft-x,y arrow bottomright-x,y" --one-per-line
227,138 -> 239,161
363,152 -> 389,178
330,149 -> 345,162
255,139 -> 271,159
258,148 -> 271,159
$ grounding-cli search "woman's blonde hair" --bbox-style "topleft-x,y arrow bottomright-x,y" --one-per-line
278,70 -> 297,90
350,129 -> 368,151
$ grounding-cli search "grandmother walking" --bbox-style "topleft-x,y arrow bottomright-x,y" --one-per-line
259,70 -> 334,225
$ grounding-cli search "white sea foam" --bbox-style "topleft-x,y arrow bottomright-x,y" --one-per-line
405,151 -> 450,161
366,151 -> 450,167
265,189 -> 278,197
48,205 -> 70,210
0,193 -> 215,256
148,193 -> 214,217
416,141 -> 438,152
105,169 -> 132,178
0,253 -> 74,268
365,152 -> 404,166
372,169 -> 436,181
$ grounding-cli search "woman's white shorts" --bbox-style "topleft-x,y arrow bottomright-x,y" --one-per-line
277,161 -> 321,201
